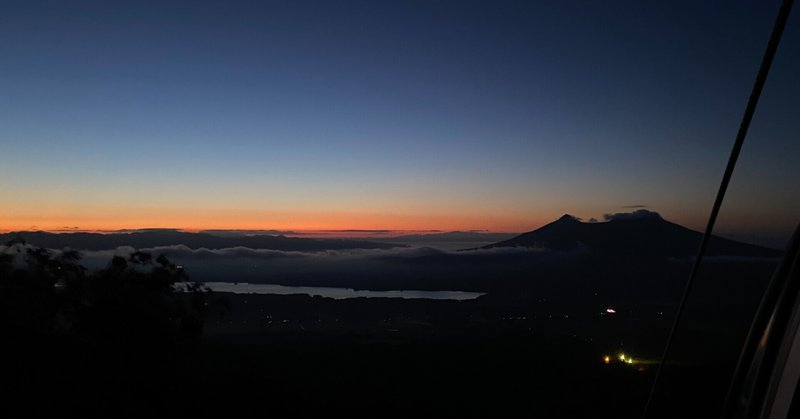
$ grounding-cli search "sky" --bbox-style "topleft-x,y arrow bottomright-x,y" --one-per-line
0,0 -> 798,246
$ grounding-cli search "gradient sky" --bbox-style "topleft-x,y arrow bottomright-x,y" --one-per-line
1,1 -> 798,246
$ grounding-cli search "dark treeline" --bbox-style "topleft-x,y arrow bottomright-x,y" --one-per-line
0,239 -> 211,417
0,238 -> 207,341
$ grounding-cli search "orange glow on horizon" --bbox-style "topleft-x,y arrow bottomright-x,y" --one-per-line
0,208 -> 552,235
3,202 -> 757,239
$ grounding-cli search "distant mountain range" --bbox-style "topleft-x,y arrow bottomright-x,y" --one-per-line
0,231 -> 402,251
384,231 -> 518,243
2,211 -> 782,258
481,211 -> 780,258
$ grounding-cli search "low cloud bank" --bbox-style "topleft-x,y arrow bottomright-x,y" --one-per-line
1,243 -> 571,292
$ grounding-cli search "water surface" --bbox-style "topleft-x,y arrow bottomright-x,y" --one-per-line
201,282 -> 484,300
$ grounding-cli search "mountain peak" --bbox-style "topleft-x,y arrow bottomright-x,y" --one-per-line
557,214 -> 581,222
482,209 -> 779,258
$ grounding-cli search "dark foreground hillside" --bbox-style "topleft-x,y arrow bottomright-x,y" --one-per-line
2,290 -> 760,419
1,212 -> 783,418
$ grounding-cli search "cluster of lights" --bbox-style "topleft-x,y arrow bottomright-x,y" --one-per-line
603,352 -> 635,365
619,353 -> 634,364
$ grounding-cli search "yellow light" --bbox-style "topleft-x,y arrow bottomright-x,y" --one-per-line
627,358 -> 634,364
619,353 -> 626,362
603,355 -> 610,364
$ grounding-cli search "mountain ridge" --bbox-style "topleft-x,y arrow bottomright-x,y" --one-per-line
0,230 -> 402,252
481,211 -> 780,258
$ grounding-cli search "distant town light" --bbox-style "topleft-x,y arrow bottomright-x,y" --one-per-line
603,355 -> 611,364
619,353 -> 626,362
606,308 -> 616,314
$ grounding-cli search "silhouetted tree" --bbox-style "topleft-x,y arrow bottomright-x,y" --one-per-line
0,240 -> 209,344
1,240 -> 213,416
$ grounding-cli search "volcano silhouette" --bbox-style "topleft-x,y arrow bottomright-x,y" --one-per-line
483,211 -> 779,258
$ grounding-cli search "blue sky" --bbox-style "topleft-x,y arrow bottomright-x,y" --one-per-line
0,0 -> 797,246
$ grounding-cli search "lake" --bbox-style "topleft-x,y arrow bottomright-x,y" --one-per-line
199,282 -> 485,300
